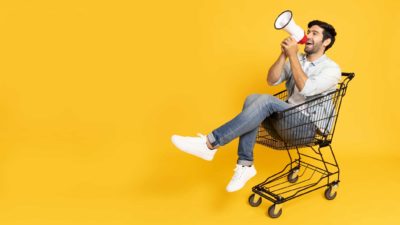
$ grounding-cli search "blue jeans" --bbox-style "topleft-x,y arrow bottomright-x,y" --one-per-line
207,94 -> 310,166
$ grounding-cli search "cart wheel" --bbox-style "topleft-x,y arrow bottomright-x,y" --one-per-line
287,168 -> 299,183
324,186 -> 337,200
267,204 -> 282,218
248,193 -> 262,207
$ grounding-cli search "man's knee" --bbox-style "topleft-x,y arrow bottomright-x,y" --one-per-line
244,94 -> 261,108
256,94 -> 274,103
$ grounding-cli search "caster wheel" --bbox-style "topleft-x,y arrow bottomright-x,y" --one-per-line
324,185 -> 337,200
287,168 -> 299,183
248,193 -> 262,207
268,204 -> 282,218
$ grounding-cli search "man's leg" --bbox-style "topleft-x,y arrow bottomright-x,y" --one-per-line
224,93 -> 265,193
237,94 -> 263,166
210,94 -> 291,192
206,94 -> 262,152
172,93 -> 291,161
171,93 -> 293,192
207,94 -> 292,153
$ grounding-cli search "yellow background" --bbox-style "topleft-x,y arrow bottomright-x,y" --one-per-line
0,0 -> 399,224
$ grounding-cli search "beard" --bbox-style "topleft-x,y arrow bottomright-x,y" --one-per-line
304,42 -> 322,55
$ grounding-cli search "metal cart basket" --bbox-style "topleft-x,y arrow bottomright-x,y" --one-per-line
248,72 -> 355,218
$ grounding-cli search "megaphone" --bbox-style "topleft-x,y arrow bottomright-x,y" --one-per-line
274,10 -> 307,44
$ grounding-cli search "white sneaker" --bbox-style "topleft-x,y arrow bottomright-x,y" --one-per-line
171,133 -> 217,161
226,164 -> 257,192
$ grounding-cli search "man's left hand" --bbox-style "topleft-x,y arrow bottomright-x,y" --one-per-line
281,37 -> 298,57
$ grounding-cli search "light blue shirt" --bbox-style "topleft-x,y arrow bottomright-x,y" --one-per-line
272,53 -> 342,134
273,53 -> 341,97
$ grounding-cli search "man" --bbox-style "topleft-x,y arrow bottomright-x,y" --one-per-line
171,20 -> 341,192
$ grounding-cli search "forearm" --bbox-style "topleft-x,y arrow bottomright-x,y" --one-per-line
267,52 -> 287,85
288,54 -> 308,91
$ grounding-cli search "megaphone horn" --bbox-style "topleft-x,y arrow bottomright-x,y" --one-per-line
274,10 -> 307,44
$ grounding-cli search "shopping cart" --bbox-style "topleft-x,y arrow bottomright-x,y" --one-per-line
248,72 -> 355,218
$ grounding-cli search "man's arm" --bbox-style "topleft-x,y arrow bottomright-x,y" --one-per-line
267,52 -> 287,86
299,66 -> 341,96
281,37 -> 341,96
288,54 -> 308,91
282,37 -> 308,91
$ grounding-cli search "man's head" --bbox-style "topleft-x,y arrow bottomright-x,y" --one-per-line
304,20 -> 337,55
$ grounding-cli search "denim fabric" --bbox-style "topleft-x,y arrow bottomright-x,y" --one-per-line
207,94 -> 315,165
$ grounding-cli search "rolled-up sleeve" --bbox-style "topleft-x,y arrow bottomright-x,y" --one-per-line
299,65 -> 341,97
271,61 -> 290,86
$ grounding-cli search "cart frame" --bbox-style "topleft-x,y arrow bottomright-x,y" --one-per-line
248,72 -> 355,218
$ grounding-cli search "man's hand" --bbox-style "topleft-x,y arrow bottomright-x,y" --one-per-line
281,46 -> 287,58
281,37 -> 298,57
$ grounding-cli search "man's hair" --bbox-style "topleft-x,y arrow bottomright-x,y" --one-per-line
308,20 -> 337,52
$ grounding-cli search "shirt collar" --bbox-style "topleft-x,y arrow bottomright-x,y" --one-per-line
300,53 -> 327,66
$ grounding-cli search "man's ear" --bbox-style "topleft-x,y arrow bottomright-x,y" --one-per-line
323,38 -> 332,48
